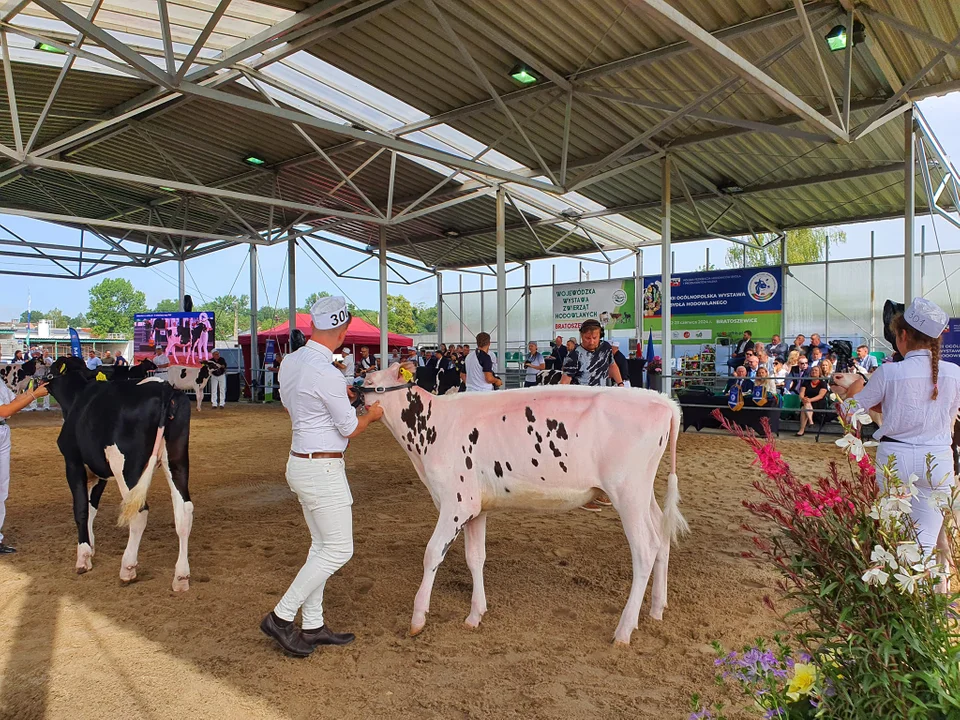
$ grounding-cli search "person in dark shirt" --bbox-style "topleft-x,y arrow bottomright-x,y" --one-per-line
797,365 -> 829,437
611,341 -> 630,387
724,365 -> 755,394
550,335 -> 567,370
560,320 -> 624,387
209,349 -> 228,408
788,334 -> 807,358
726,330 -> 755,370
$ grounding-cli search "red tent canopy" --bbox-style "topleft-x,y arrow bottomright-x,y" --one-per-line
238,313 -> 412,350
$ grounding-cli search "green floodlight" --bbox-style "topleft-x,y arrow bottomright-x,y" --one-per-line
825,22 -> 865,52
34,41 -> 66,55
243,155 -> 267,167
158,186 -> 175,192
509,63 -> 539,86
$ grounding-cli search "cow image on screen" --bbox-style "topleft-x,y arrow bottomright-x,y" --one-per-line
361,363 -> 686,646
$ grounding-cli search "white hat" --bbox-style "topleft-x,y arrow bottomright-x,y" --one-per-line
342,348 -> 351,355
310,295 -> 350,330
904,297 -> 948,338
611,341 -> 620,348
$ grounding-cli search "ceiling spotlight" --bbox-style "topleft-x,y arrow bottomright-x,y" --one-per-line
825,21 -> 865,52
34,41 -> 66,54
243,155 -> 267,167
560,208 -> 583,219
509,63 -> 540,86
719,183 -> 744,195
441,228 -> 461,238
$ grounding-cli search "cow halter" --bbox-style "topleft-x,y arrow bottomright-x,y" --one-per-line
351,380 -> 414,408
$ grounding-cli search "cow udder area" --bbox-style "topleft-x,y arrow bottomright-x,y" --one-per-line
0,405 -> 838,719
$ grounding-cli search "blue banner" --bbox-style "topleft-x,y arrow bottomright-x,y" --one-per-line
68,327 -> 82,358
943,318 -> 960,367
264,338 -> 276,367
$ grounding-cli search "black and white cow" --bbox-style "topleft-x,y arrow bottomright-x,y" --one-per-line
535,369 -> 564,386
43,357 -> 193,591
112,358 -> 157,382
166,364 -> 211,411
3,358 -> 38,393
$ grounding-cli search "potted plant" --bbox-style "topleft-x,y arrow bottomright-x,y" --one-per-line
647,355 -> 663,392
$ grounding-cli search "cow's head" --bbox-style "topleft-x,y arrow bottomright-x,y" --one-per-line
830,372 -> 863,400
138,358 -> 158,371
196,364 -> 210,383
883,299 -> 906,360
362,362 -> 417,399
43,356 -> 95,414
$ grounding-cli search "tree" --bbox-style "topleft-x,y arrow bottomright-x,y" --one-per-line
67,313 -> 88,328
45,307 -> 65,328
696,261 -> 719,272
154,298 -> 180,312
198,294 -> 249,341
413,303 -> 438,333
725,228 -> 846,268
19,309 -> 45,323
386,294 -> 417,334
87,278 -> 147,336
299,291 -> 330,313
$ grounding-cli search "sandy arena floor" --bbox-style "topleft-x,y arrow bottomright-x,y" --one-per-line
0,403 -> 838,720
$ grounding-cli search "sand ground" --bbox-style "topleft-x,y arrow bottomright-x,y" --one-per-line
0,403 -> 838,720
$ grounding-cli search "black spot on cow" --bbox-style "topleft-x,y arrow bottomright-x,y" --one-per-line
505,461 -> 512,472
659,435 -> 663,447
525,407 -> 535,422
462,445 -> 466,454
534,443 -> 541,454
465,456 -> 473,470
418,433 -> 425,446
505,487 -> 510,493
401,391 -> 424,430
457,493 -> 462,502
407,432 -> 414,443
531,458 -> 539,467
494,461 -> 503,478
406,444 -> 412,452
469,428 -> 479,445
526,425 -> 533,435
540,476 -> 546,482
559,461 -> 568,473
460,475 -> 464,482
468,446 -> 473,454
180,368 -> 188,379
426,427 -> 437,445
556,422 -> 568,441
454,516 -> 459,523
502,415 -> 506,422
546,418 -> 558,433
549,440 -> 561,458
535,431 -> 542,443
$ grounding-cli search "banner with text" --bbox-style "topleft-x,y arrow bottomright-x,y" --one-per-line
552,278 -> 637,334
642,266 -> 782,344
943,318 -> 960,367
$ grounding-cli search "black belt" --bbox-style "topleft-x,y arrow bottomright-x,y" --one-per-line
875,435 -> 905,444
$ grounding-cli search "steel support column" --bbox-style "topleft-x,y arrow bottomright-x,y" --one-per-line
459,274 -> 463,344
287,236 -> 297,351
780,234 -> 788,336
870,230 -> 876,346
904,107 -> 916,301
524,263 -> 531,343
437,271 -> 443,347
636,250 -> 644,349
379,226 -> 388,365
496,186 -> 507,370
661,156 -> 672,393
249,244 -> 259,402
178,258 -> 185,311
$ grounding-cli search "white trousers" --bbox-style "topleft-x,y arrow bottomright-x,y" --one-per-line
274,456 -> 354,629
210,374 -> 227,407
0,425 -> 9,543
877,442 -> 955,554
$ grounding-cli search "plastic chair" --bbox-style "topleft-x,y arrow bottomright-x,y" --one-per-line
781,393 -> 801,420
870,351 -> 885,365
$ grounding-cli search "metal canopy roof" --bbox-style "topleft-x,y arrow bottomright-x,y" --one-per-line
1,0 -> 960,278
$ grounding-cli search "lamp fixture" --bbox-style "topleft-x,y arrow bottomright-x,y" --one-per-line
34,41 -> 66,54
560,208 -> 583,219
243,155 -> 267,167
509,63 -> 539,86
719,183 -> 744,195
825,21 -> 865,52
441,228 -> 461,238
158,186 -> 175,192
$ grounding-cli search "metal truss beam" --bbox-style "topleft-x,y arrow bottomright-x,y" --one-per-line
627,0 -> 847,142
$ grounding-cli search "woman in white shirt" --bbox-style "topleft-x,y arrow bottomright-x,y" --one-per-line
0,381 -> 49,553
842,298 -> 960,562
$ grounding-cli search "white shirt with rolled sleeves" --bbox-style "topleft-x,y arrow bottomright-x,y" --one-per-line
850,349 -> 960,449
279,340 -> 359,453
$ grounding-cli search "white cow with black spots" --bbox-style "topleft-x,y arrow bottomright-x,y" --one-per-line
362,363 -> 686,645
166,364 -> 212,411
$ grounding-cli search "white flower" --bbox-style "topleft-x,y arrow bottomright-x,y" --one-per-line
895,542 -> 922,567
894,571 -> 921,594
885,494 -> 913,516
902,474 -> 920,497
928,488 -> 952,510
870,545 -> 899,570
862,566 -> 890,586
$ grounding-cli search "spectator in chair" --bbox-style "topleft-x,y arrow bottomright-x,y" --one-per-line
786,355 -> 809,395
797,365 -> 829,437
789,334 -> 807,358
854,345 -> 878,375
727,330 -> 755,369
767,334 -> 788,361
806,333 -> 830,357
725,365 -> 754,394
745,354 -> 761,378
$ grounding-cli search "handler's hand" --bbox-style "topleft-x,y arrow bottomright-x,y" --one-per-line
366,401 -> 384,421
32,382 -> 49,398
347,386 -> 358,402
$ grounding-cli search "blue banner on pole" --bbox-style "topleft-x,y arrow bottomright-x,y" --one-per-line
68,327 -> 82,358
943,318 -> 960,367
264,338 -> 276,367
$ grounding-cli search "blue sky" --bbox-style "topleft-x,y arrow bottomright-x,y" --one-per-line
2,93 -> 959,322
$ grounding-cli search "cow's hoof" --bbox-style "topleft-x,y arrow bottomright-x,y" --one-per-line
464,613 -> 483,629
649,608 -> 664,621
613,627 -> 634,646
613,638 -> 631,648
172,575 -> 190,592
76,565 -> 89,575
119,564 -> 138,583
76,543 -> 93,573
409,620 -> 425,637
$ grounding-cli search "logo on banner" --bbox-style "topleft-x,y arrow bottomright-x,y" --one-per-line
748,272 -> 778,302
611,288 -> 627,306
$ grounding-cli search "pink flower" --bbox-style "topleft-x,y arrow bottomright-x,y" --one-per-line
752,444 -> 789,478
858,454 -> 875,477
795,500 -> 824,518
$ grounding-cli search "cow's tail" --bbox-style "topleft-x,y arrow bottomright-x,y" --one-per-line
118,387 -> 172,526
661,399 -> 688,546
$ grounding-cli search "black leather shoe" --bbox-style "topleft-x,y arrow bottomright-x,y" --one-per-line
301,625 -> 355,647
260,612 -> 314,657
0,544 -> 16,554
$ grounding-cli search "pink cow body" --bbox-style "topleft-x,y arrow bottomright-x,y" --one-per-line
362,364 -> 687,645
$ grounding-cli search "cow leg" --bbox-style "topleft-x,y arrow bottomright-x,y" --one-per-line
610,491 -> 661,646
463,512 -> 488,629
105,445 -> 149,583
160,442 -> 193,592
87,478 -> 108,555
648,497 -> 670,619
67,459 -> 94,574
411,508 -> 461,636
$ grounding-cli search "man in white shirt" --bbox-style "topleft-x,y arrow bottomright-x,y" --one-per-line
464,332 -> 502,392
261,296 -> 383,658
153,346 -> 170,380
854,345 -> 878,375
338,347 -> 355,382
523,341 -> 545,387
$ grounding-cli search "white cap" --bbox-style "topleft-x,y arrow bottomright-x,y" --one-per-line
904,296 -> 948,338
342,347 -> 351,355
611,341 -> 620,348
310,295 -> 350,330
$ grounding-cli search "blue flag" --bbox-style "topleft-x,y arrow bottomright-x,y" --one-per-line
645,329 -> 654,364
68,327 -> 82,358
264,338 -> 276,367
